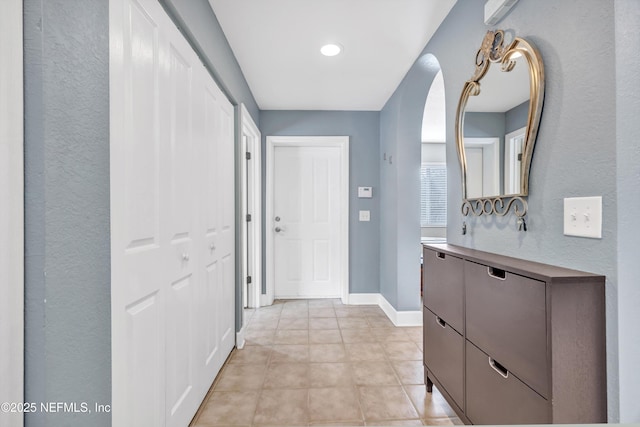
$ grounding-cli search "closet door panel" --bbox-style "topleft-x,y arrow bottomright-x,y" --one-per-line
111,0 -> 166,424
111,0 -> 236,425
163,18 -> 201,427
217,93 -> 236,355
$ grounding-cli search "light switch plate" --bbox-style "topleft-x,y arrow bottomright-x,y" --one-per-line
359,210 -> 370,222
563,196 -> 602,238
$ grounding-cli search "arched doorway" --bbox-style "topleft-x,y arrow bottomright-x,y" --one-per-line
420,61 -> 447,243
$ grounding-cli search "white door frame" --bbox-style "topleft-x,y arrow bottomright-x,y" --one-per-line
239,104 -> 262,309
0,2 -> 24,426
504,126 -> 526,195
265,136 -> 349,305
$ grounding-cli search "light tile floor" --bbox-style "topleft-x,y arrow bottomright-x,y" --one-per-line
190,299 -> 462,427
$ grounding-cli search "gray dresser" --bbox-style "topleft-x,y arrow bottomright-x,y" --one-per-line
422,243 -> 606,425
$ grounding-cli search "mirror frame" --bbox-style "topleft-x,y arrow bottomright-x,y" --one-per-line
455,30 -> 544,227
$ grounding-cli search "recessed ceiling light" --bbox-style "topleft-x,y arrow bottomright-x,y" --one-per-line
320,43 -> 342,57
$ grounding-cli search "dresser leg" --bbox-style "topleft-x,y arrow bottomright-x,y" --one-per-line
426,375 -> 433,393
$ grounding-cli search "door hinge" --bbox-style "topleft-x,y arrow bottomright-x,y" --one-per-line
246,152 -> 251,160
247,276 -> 252,284
246,214 -> 252,222
517,153 -> 523,161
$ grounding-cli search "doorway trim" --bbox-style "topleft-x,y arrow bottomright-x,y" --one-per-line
0,1 -> 24,425
239,104 -> 262,311
265,136 -> 349,305
504,126 -> 526,195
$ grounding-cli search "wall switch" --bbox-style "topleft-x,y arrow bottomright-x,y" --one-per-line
563,196 -> 602,239
359,210 -> 370,222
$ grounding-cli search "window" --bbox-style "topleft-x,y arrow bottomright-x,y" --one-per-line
421,163 -> 447,227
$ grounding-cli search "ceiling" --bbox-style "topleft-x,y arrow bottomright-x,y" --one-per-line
208,0 -> 457,111
465,55 -> 530,113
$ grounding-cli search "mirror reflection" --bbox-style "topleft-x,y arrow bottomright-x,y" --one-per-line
455,30 -> 544,224
463,53 -> 530,199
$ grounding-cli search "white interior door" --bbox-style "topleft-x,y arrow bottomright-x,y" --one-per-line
464,138 -> 499,198
466,147 -> 484,199
0,1 -> 24,426
268,137 -> 349,300
110,0 -> 235,425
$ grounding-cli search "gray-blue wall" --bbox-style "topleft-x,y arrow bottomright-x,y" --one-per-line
259,111 -> 381,295
615,0 -> 640,422
380,53 -> 447,311
464,112 -> 506,139
24,0 -> 111,425
380,0 -> 634,421
463,102 -> 528,139
505,100 -> 529,133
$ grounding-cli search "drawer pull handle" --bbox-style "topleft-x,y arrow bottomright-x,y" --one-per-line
436,316 -> 446,328
489,357 -> 509,379
487,267 -> 506,280
436,252 -> 446,260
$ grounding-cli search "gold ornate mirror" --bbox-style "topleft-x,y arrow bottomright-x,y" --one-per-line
455,30 -> 544,230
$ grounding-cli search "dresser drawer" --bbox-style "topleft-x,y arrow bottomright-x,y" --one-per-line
465,260 -> 548,398
424,308 -> 464,409
423,248 -> 464,333
466,341 -> 549,425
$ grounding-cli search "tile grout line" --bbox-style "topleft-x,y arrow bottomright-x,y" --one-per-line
249,340 -> 272,426
195,299 -> 457,426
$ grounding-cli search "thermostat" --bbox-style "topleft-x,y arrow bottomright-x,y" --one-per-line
358,187 -> 372,198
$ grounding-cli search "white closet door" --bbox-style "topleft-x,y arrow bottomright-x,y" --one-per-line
163,25 -> 199,427
110,0 -> 235,425
110,0 -> 166,424
196,72 -> 235,384
214,81 -> 236,369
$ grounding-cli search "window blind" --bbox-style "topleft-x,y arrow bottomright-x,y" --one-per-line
421,163 -> 447,227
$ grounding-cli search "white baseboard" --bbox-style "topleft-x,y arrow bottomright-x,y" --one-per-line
236,326 -> 246,350
348,293 -> 423,327
255,292 -> 422,327
260,294 -> 274,307
347,293 -> 380,305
